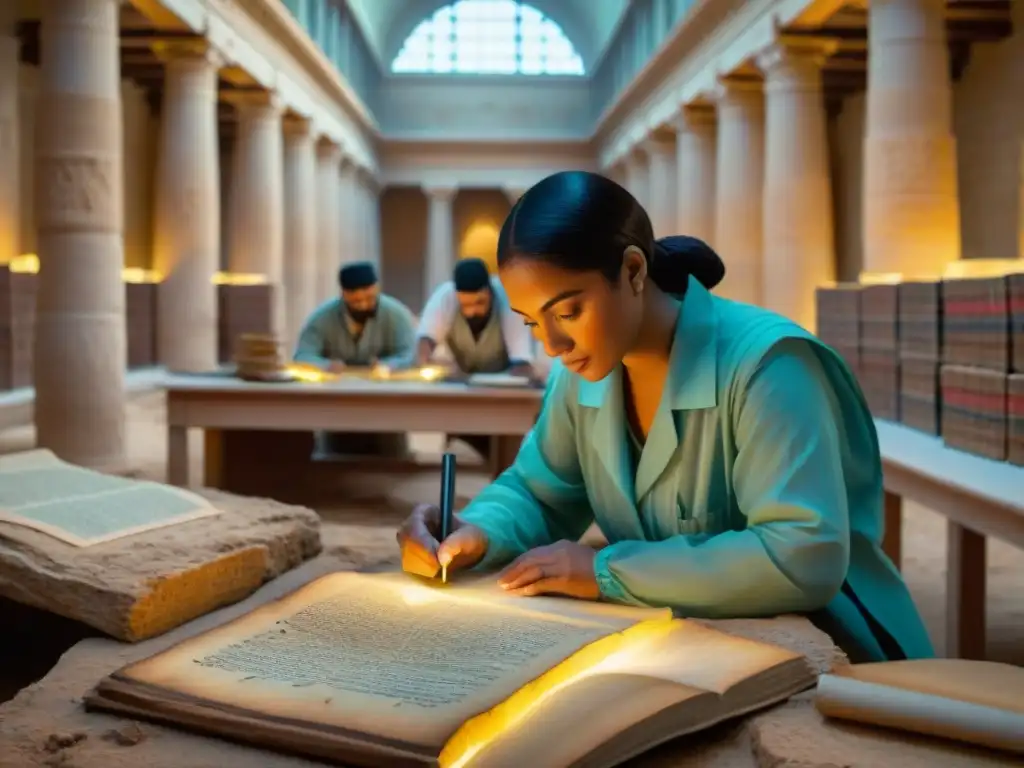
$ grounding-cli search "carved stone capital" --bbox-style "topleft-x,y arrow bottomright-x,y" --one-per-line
671,102 -> 716,133
222,88 -> 284,119
423,185 -> 458,202
757,35 -> 838,73
153,38 -> 224,70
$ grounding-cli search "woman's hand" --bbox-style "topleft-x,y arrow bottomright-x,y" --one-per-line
498,541 -> 600,599
397,503 -> 489,579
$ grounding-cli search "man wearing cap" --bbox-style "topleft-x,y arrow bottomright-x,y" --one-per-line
294,261 -> 416,457
415,257 -> 538,460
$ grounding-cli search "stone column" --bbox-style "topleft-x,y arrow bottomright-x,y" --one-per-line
759,37 -> 837,331
642,134 -> 676,238
713,77 -> 765,306
503,186 -> 527,203
424,185 -> 457,301
226,91 -> 285,334
0,3 -> 18,267
152,41 -> 221,372
338,157 -> 359,269
364,174 -> 382,268
282,116 -> 317,343
863,0 -> 960,277
34,0 -> 126,469
623,150 -> 650,209
672,103 -> 717,244
314,139 -> 340,305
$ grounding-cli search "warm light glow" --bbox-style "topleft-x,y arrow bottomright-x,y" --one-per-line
122,267 -> 162,284
396,582 -> 447,606
858,271 -> 904,285
440,618 -> 679,768
460,222 -> 501,273
943,259 -> 1024,279
285,363 -> 334,383
418,365 -> 446,382
213,271 -> 268,286
10,254 -> 39,273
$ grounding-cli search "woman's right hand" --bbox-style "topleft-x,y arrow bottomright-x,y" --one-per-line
397,503 -> 489,579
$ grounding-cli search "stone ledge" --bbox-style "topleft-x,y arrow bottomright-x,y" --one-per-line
0,489 -> 322,642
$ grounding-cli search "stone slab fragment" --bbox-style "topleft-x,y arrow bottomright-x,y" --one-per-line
0,556 -> 855,768
0,489 -> 321,642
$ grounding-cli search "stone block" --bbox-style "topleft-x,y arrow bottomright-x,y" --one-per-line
0,489 -> 321,642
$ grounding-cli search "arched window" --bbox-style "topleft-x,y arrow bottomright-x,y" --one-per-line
391,0 -> 585,76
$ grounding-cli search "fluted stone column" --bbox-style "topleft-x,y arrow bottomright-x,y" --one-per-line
34,0 -> 125,469
282,117 -> 317,343
672,104 -> 717,244
503,186 -> 527,203
424,185 -> 457,300
759,37 -> 837,331
226,91 -> 285,335
624,150 -> 650,209
643,135 -> 676,237
864,0 -> 960,277
0,4 -> 18,267
314,140 -> 341,304
338,158 -> 358,268
152,41 -> 221,372
364,175 -> 382,268
713,77 -> 765,306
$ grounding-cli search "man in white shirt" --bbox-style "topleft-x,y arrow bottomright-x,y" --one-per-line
416,258 -> 537,461
415,258 -> 535,378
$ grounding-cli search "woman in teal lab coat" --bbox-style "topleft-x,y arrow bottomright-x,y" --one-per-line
397,171 -> 934,662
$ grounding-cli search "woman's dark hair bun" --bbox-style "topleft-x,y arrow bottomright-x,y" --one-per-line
650,235 -> 726,294
497,171 -> 725,296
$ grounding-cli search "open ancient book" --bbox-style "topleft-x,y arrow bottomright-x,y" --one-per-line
0,448 -> 219,546
86,570 -> 816,768
816,659 -> 1024,755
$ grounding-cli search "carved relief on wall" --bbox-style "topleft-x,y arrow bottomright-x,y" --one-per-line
38,156 -> 118,229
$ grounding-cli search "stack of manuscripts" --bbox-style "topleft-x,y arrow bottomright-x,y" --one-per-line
234,334 -> 288,382
815,284 -> 862,379
940,275 -> 1019,461
897,281 -> 943,435
858,285 -> 900,421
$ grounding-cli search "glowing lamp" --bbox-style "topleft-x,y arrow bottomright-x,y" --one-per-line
10,254 -> 39,273
943,259 -> 1024,279
212,271 -> 268,286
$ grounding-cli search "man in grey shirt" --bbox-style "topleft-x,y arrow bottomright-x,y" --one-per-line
294,261 -> 416,458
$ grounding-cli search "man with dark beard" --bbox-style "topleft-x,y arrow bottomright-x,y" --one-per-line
293,261 -> 416,458
415,257 -> 537,461
415,257 -> 535,377
295,261 -> 416,372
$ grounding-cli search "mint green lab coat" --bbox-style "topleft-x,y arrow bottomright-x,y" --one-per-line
459,276 -> 934,662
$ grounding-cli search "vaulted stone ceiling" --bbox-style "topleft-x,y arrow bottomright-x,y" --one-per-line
346,0 -> 632,72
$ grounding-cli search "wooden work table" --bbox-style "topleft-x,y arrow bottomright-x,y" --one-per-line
164,374 -> 543,499
876,420 -> 1024,660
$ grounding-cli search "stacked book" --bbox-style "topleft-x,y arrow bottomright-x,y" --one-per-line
897,281 -> 942,435
940,365 -> 1008,461
858,284 -> 900,421
218,284 -> 275,364
1010,373 -> 1024,467
815,284 -> 861,378
125,282 -> 157,369
0,266 -> 37,391
940,276 -> 1014,460
1011,273 -> 1024,373
233,333 -> 288,381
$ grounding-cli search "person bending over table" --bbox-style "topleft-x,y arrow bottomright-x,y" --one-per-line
416,257 -> 538,462
294,261 -> 416,459
397,170 -> 935,664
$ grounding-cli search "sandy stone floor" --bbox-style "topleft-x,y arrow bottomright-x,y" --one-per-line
1,390 -> 1021,671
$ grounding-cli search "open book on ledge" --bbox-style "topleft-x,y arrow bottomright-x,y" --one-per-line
85,570 -> 816,768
